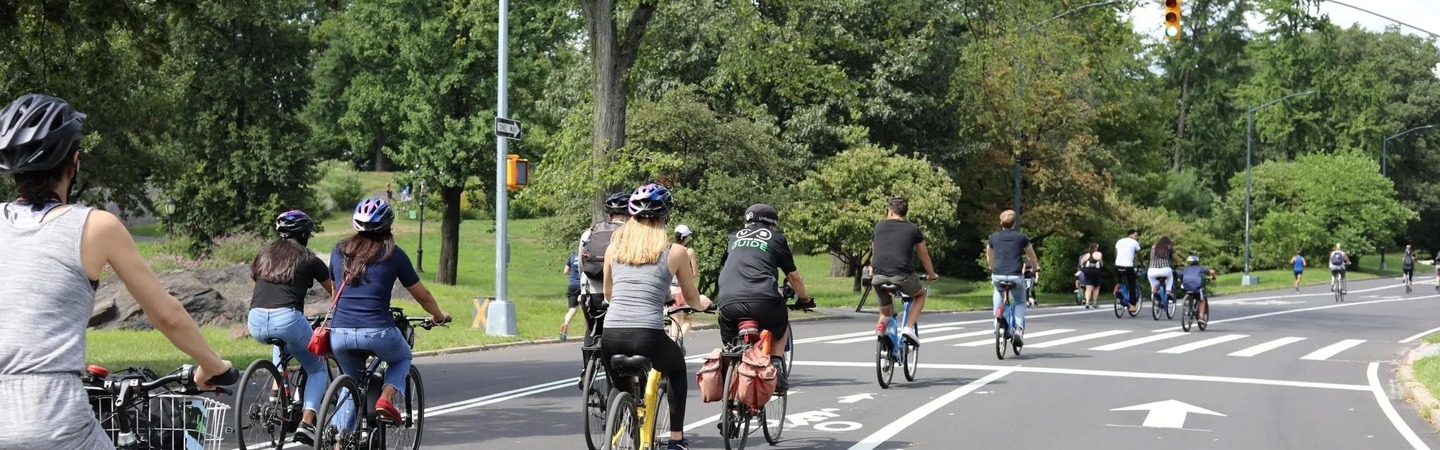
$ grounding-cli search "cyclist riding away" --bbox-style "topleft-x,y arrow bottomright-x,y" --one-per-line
247,210 -> 335,444
0,94 -> 235,449
669,224 -> 708,340
1290,250 -> 1306,292
576,190 -> 631,342
1115,229 -> 1143,314
1147,236 -> 1182,305
987,210 -> 1040,346
1022,261 -> 1039,307
1179,255 -> 1217,325
869,197 -> 938,344
329,198 -> 451,423
1329,244 -> 1351,292
717,204 -> 815,393
1403,244 -> 1417,291
601,183 -> 702,450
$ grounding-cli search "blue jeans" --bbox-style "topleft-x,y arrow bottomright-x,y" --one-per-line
992,275 -> 1027,334
248,308 -> 329,412
330,327 -> 412,391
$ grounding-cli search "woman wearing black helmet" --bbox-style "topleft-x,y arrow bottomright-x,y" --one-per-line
574,190 -> 632,335
245,209 -> 334,444
602,183 -> 702,450
328,197 -> 449,423
0,94 -> 235,448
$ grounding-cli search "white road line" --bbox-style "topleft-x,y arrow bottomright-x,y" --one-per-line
1152,296 -> 1438,333
1025,330 -> 1130,349
920,329 -> 998,344
794,330 -> 878,344
1090,331 -> 1188,351
826,326 -> 964,344
846,369 -> 1013,450
684,413 -> 721,432
792,360 -> 1370,391
1369,362 -> 1431,450
953,329 -> 1076,347
1300,339 -> 1367,361
429,377 -> 578,417
1228,337 -> 1307,357
1400,325 -> 1440,343
793,308 -> 1131,345
1157,334 -> 1249,354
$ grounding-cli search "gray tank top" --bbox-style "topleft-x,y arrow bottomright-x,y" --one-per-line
605,249 -> 673,330
0,204 -> 95,375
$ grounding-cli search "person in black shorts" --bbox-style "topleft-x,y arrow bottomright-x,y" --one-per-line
717,204 -> 814,391
560,251 -> 582,339
868,197 -> 938,344
1403,244 -> 1417,291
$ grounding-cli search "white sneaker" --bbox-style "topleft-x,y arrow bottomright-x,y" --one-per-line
900,326 -> 919,344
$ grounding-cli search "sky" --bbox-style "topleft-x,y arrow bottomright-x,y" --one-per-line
1127,0 -> 1440,39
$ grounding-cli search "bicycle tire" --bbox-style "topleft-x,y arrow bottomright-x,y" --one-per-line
385,366 -> 424,450
1150,293 -> 1161,320
721,364 -> 751,450
875,338 -> 894,389
603,391 -> 639,450
761,382 -> 786,444
782,325 -> 794,377
995,318 -> 1008,360
1165,290 -> 1176,320
1113,291 -> 1123,318
903,331 -> 919,382
1198,303 -> 1209,331
316,374 -> 364,450
651,380 -> 670,447
235,359 -> 287,450
1181,297 -> 1193,332
582,355 -> 610,450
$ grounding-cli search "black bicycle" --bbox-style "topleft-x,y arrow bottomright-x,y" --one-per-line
314,309 -> 448,450
85,364 -> 240,450
234,314 -> 339,448
581,297 -> 612,450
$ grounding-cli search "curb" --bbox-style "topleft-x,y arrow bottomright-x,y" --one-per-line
1398,342 -> 1440,428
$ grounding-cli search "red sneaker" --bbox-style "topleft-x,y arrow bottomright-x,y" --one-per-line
376,397 -> 402,423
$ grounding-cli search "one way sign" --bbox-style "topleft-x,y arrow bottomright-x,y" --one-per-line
495,117 -> 522,140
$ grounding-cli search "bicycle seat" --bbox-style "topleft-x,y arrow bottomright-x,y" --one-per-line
610,355 -> 652,374
996,281 -> 1017,290
875,283 -> 901,293
264,338 -> 286,347
737,319 -> 762,344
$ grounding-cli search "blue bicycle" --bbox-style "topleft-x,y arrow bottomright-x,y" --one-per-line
1113,271 -> 1142,318
994,280 -> 1021,359
874,282 -> 922,389
1150,274 -> 1176,321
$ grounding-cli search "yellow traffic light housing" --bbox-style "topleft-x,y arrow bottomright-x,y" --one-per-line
506,154 -> 529,191
1164,0 -> 1183,40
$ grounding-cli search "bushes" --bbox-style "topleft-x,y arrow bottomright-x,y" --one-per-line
316,160 -> 365,213
137,232 -> 267,272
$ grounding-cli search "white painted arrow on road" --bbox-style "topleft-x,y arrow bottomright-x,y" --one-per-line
1110,400 -> 1225,429
837,393 -> 875,404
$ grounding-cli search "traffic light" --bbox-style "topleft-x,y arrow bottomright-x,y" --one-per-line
1163,0 -> 1183,40
506,154 -> 529,191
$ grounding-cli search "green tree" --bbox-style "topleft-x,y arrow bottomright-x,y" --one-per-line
787,144 -> 960,292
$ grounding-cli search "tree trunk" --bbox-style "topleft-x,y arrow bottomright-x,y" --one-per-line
1173,69 -> 1189,171
436,185 -> 462,285
579,0 -> 655,222
372,133 -> 387,172
829,253 -> 849,277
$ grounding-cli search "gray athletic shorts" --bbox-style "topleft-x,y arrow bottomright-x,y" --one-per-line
872,274 -> 923,307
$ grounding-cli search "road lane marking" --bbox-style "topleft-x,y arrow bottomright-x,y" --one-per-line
1025,330 -> 1131,349
1301,339 -> 1366,361
826,326 -> 964,344
1152,295 -> 1439,332
1400,326 -> 1440,343
920,330 -> 998,344
1091,331 -> 1189,351
1369,362 -> 1431,450
953,329 -> 1076,347
429,377 -> 578,417
1228,337 -> 1307,357
794,308 -> 1116,345
792,361 -> 1370,391
684,413 -> 721,431
846,369 -> 1013,450
1157,334 -> 1249,354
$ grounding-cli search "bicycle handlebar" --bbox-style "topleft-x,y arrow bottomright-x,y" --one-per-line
91,365 -> 238,397
405,315 -> 453,330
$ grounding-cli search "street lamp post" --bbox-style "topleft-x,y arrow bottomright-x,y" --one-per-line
1243,90 -> 1315,286
1011,0 -> 1120,229
1379,124 -> 1436,270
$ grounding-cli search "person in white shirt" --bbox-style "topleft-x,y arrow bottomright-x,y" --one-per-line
1114,229 -> 1142,314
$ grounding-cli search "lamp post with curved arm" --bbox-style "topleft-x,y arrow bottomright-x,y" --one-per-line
1243,90 -> 1316,286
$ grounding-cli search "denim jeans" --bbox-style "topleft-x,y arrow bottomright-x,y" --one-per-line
248,308 -> 329,411
992,274 -> 1027,334
330,327 -> 412,391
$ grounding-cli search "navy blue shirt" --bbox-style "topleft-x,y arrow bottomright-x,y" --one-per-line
567,252 -> 582,288
1180,265 -> 1210,293
329,245 -> 421,328
987,229 -> 1031,277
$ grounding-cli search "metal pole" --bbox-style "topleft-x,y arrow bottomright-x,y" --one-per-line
1012,26 -> 1024,229
1244,109 -> 1254,285
488,0 -> 517,336
418,182 -> 425,272
1380,138 -> 1388,270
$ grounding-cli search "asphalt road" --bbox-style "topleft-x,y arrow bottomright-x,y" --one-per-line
231,276 -> 1440,449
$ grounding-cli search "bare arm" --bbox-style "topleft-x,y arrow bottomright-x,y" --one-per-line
321,279 -> 335,297
985,244 -> 995,271
787,271 -> 811,299
687,248 -> 699,278
603,253 -> 614,301
1025,244 -> 1041,272
403,281 -> 446,320
85,210 -> 229,381
670,244 -> 706,309
916,241 -> 938,279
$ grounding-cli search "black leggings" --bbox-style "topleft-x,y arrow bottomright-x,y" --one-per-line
601,328 -> 688,433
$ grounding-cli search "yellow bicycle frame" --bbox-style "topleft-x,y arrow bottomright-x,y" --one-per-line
612,369 -> 666,450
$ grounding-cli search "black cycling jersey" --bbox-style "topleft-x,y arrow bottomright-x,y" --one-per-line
716,224 -> 797,304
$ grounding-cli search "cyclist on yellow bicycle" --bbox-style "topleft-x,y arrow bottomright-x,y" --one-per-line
602,183 -> 702,450
716,204 -> 814,393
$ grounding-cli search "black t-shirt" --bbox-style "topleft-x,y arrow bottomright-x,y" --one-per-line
871,219 -> 925,276
717,225 -> 798,304
250,256 -> 331,310
988,228 -> 1031,277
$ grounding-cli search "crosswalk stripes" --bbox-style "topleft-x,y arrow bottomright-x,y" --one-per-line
920,329 -> 996,344
1025,330 -> 1132,349
1300,339 -> 1366,361
825,326 -> 964,345
1090,331 -> 1188,351
1157,334 -> 1249,354
1229,337 -> 1307,357
953,329 -> 1076,347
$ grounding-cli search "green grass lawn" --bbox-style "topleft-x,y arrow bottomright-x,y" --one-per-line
1414,355 -> 1440,416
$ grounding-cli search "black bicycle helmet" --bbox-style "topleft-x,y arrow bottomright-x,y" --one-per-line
744,203 -> 779,226
0,94 -> 86,174
275,210 -> 317,239
603,190 -> 631,215
628,183 -> 673,219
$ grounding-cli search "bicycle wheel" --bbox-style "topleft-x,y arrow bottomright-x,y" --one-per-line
721,364 -> 752,450
1165,291 -> 1176,320
582,355 -> 611,450
875,338 -> 894,389
1150,293 -> 1161,320
651,380 -> 671,446
994,319 -> 1008,360
603,391 -> 639,450
385,366 -> 424,450
236,359 -> 288,449
761,382 -> 786,444
902,336 -> 919,382
1181,298 -> 1193,332
782,325 -> 794,377
1198,302 -> 1209,331
1128,292 -> 1140,316
1113,290 -> 1123,318
316,374 -> 364,450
